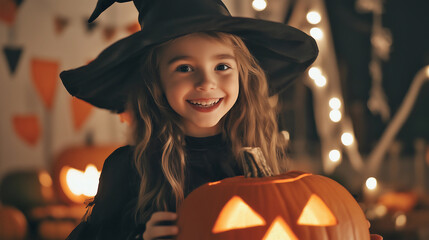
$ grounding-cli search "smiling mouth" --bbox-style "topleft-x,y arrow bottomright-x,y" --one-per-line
186,98 -> 223,112
187,98 -> 222,107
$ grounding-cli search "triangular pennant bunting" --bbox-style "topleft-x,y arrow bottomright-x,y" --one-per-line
85,17 -> 98,33
3,46 -> 23,75
0,0 -> 17,26
71,97 -> 93,131
54,15 -> 69,35
12,114 -> 41,146
14,0 -> 24,7
31,58 -> 59,110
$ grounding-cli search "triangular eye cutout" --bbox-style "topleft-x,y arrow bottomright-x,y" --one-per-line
212,196 -> 266,233
297,194 -> 338,226
262,216 -> 298,240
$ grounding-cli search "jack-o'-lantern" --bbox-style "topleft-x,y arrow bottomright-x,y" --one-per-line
53,145 -> 119,204
177,148 -> 370,240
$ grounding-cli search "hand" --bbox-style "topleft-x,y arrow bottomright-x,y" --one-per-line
371,234 -> 383,240
143,211 -> 178,240
368,220 -> 383,240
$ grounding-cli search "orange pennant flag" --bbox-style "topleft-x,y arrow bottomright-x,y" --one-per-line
71,97 -> 93,131
12,115 -> 41,146
126,21 -> 140,34
118,111 -> 132,125
31,59 -> 59,110
0,0 -> 17,26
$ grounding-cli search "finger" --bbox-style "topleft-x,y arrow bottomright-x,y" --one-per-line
147,212 -> 177,226
370,234 -> 383,240
143,226 -> 179,239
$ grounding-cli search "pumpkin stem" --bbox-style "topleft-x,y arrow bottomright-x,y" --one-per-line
239,147 -> 274,177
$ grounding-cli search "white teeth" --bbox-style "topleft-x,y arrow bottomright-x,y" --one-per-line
188,99 -> 221,107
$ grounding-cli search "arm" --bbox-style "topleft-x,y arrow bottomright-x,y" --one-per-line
66,146 -> 138,240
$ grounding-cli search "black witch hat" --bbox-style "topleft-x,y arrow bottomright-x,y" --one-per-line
60,0 -> 318,113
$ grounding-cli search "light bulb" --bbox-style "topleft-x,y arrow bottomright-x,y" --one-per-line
365,177 -> 377,190
329,97 -> 341,109
252,0 -> 267,11
329,109 -> 342,122
329,149 -> 341,162
310,27 -> 323,40
314,75 -> 327,87
306,11 -> 321,24
308,67 -> 322,80
341,132 -> 354,146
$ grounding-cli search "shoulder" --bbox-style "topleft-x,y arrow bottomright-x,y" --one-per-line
100,145 -> 134,173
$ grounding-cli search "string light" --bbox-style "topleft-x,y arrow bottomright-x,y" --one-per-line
329,109 -> 342,122
329,97 -> 341,109
252,0 -> 267,11
341,132 -> 354,146
308,67 -> 322,79
395,214 -> 407,228
426,66 -> 429,77
365,177 -> 377,190
329,149 -> 341,162
310,27 -> 323,40
314,75 -> 327,87
306,11 -> 321,24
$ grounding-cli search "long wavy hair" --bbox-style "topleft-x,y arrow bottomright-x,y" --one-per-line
127,32 -> 288,224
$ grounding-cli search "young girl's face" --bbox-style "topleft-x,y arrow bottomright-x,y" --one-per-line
158,33 -> 239,137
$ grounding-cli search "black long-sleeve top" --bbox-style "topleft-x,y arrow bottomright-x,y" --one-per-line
66,134 -> 242,239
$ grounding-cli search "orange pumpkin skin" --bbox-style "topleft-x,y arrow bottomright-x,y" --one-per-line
177,171 -> 370,240
0,206 -> 28,240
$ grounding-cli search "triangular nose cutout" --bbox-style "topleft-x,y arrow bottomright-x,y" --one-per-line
212,196 -> 266,233
262,216 -> 298,240
297,194 -> 338,226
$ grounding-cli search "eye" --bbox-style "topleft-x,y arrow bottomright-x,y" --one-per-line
176,65 -> 193,72
215,64 -> 231,71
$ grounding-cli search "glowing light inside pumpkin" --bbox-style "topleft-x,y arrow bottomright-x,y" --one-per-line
306,11 -> 321,24
262,217 -> 297,240
365,177 -> 377,190
212,196 -> 266,233
297,194 -> 337,226
66,164 -> 101,197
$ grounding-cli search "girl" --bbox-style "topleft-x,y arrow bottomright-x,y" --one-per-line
61,0 -> 318,239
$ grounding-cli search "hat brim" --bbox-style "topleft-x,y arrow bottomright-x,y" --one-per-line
60,15 -> 318,113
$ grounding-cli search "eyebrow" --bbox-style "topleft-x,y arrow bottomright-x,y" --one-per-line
167,54 -> 236,65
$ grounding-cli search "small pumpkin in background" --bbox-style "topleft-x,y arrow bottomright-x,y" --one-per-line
0,205 -> 28,240
177,148 -> 370,240
0,170 -> 56,211
52,145 -> 119,204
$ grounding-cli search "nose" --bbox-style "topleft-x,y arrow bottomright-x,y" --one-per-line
195,70 -> 217,91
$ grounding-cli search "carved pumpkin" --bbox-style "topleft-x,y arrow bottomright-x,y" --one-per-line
53,145 -> 119,204
177,171 -> 370,240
